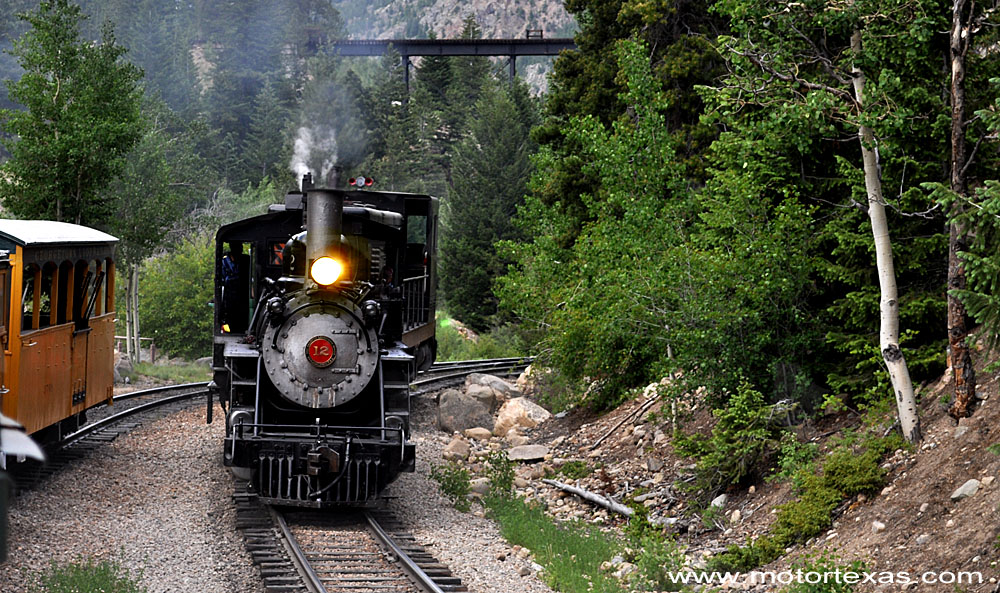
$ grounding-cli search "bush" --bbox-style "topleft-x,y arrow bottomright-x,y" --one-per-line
556,460 -> 592,480
783,551 -> 866,593
429,461 -> 471,512
483,450 -> 515,500
673,382 -> 789,498
139,234 -> 215,359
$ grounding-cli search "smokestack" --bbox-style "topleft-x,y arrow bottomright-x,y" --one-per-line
305,188 -> 343,274
301,172 -> 314,191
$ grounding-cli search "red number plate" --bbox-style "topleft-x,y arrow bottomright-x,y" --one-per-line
306,337 -> 336,367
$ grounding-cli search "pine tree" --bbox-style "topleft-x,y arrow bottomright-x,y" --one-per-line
440,83 -> 536,331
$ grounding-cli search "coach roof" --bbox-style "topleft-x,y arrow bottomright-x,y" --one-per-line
0,220 -> 118,247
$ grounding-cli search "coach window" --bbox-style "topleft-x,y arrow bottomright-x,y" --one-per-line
72,259 -> 94,328
92,259 -> 104,317
57,261 -> 73,325
21,264 -> 40,332
104,257 -> 115,314
0,266 -> 8,347
39,262 -> 57,329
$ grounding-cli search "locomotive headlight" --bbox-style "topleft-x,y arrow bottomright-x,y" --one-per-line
310,257 -> 343,286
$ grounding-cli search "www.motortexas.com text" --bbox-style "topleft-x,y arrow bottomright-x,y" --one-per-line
665,569 -> 983,587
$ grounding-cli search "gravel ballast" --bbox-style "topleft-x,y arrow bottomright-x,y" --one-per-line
2,405 -> 261,593
3,390 -> 556,593
384,394 -> 555,593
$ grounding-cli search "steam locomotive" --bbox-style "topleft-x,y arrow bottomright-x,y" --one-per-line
209,172 -> 438,506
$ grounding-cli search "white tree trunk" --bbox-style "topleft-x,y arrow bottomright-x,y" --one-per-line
124,265 -> 133,365
851,31 -> 921,443
129,266 -> 141,366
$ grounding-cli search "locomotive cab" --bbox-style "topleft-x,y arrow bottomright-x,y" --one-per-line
211,181 -> 437,506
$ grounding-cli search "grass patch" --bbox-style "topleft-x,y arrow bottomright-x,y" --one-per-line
485,495 -> 623,593
556,460 -> 593,480
31,557 -> 146,593
436,312 -> 527,361
133,361 -> 211,384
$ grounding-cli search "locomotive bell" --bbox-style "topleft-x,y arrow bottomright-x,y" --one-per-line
305,188 -> 344,286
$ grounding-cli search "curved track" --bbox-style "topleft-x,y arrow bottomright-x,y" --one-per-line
9,382 -> 209,493
411,357 -> 532,396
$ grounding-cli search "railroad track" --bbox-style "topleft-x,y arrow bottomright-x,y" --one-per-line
9,382 -> 209,493
411,356 -> 533,396
235,484 -> 464,593
234,356 -> 530,592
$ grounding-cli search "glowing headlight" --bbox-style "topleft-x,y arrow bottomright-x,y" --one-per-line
310,257 -> 343,286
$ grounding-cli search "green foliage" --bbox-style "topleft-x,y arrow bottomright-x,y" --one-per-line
987,443 -> 1000,456
709,0 -> 950,404
710,434 -> 891,572
483,450 -> 515,500
556,460 -> 592,480
429,461 -> 471,512
0,0 -> 144,226
435,314 -> 527,361
485,495 -> 623,593
770,435 -> 819,486
108,98 -> 206,267
622,494 -> 686,590
632,530 -> 687,591
138,234 -> 215,360
946,82 -> 1000,361
31,556 -> 146,593
439,82 -> 537,331
502,38 -> 821,410
133,362 -> 211,384
673,382 -> 787,498
782,551 -> 867,593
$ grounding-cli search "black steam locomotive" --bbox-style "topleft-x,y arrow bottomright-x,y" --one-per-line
209,173 -> 438,506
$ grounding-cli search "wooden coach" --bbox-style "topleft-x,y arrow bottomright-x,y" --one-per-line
0,221 -> 117,438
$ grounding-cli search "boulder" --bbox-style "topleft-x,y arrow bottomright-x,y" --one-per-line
114,356 -> 133,385
443,436 -> 471,462
469,477 -> 490,495
438,389 -> 495,434
951,479 -> 980,501
506,432 -> 530,447
463,427 -> 493,440
507,444 -> 549,462
467,373 -> 521,401
515,365 -> 533,390
465,384 -> 500,413
493,397 -> 552,436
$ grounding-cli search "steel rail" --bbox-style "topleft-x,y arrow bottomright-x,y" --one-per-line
271,508 -> 329,593
112,381 -> 209,403
420,357 -> 532,373
57,385 -> 207,450
364,511 -> 447,593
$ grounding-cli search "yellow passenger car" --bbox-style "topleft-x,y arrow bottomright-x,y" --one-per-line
0,221 -> 117,439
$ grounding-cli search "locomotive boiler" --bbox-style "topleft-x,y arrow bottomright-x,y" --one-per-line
210,173 -> 438,506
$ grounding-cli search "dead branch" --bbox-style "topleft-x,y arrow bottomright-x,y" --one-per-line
541,478 -> 635,517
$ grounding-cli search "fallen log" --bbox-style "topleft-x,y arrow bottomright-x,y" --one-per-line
541,478 -> 634,517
